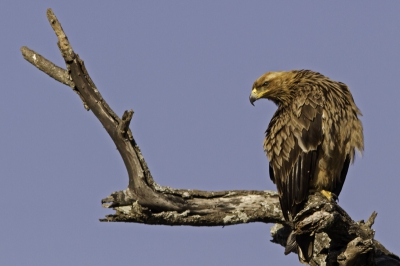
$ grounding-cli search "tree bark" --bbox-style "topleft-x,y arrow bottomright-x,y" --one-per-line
21,9 -> 400,266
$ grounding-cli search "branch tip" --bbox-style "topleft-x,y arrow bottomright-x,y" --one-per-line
122,110 -> 134,121
365,211 -> 377,228
119,110 -> 134,140
46,8 -> 74,62
20,46 -> 74,88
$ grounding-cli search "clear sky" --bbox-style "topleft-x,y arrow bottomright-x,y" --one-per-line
2,1 -> 400,265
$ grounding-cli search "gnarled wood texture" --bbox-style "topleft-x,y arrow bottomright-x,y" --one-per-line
21,9 -> 399,266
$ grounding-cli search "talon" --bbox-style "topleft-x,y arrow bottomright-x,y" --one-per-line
332,193 -> 338,202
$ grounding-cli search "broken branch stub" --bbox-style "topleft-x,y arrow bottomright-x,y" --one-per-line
20,8 -> 400,266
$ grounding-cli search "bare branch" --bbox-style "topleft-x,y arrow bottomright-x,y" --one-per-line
20,46 -> 73,87
20,45 -> 89,110
46,9 -> 74,62
365,211 -> 378,228
119,110 -> 134,141
101,189 -> 285,226
21,9 -> 400,266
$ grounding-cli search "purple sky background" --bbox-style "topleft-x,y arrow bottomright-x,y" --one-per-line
2,1 -> 400,265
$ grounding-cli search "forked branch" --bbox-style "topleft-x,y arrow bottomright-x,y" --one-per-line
21,9 -> 399,266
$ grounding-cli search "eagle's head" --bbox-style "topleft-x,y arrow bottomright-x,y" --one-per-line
250,71 -> 295,106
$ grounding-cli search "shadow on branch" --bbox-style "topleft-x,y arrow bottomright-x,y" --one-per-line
21,9 -> 399,266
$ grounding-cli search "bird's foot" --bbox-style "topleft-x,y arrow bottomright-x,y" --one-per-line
320,190 -> 338,202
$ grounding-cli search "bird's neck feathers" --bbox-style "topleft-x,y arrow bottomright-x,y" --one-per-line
255,70 -> 326,106
275,70 -> 323,106
268,72 -> 297,107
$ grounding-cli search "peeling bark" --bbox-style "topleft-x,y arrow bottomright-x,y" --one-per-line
102,189 -> 285,226
21,9 -> 400,266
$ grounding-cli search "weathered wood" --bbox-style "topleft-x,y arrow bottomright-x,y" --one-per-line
101,189 -> 285,226
290,193 -> 398,265
21,8 -> 400,265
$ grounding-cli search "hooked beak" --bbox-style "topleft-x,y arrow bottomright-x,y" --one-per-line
249,90 -> 258,106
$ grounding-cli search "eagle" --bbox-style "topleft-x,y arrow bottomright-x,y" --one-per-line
249,70 -> 364,263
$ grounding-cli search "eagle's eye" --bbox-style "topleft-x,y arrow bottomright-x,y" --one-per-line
263,81 -> 269,86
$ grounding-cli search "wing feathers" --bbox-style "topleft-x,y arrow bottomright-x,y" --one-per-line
265,89 -> 323,220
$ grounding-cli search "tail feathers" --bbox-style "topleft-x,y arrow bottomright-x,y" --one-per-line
284,231 -> 297,255
284,232 -> 315,264
297,233 -> 315,264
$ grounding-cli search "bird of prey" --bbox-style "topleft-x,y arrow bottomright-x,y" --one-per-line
249,70 -> 363,263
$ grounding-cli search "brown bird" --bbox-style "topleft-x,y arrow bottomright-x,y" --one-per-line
249,70 -> 363,263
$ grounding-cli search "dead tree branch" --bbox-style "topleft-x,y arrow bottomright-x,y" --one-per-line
21,9 -> 399,266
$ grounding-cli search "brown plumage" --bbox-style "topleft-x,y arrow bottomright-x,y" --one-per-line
249,70 -> 363,263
